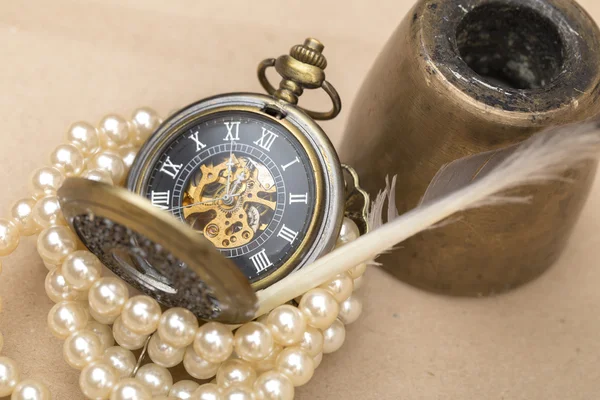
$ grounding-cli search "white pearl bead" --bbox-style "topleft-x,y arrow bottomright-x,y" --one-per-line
158,307 -> 198,348
151,397 -> 178,400
47,301 -> 89,339
148,332 -> 184,368
312,353 -> 323,369
113,316 -> 149,351
89,151 -> 127,185
338,295 -> 362,325
37,226 -> 78,265
182,346 -> 219,380
347,263 -> 367,279
234,322 -> 274,363
103,346 -> 137,379
298,289 -> 339,330
275,347 -> 314,387
66,121 -> 100,155
88,277 -> 129,319
119,146 -> 139,170
254,343 -> 282,374
32,196 -> 65,228
0,219 -> 19,257
353,275 -> 364,291
99,114 -> 132,148
216,359 -> 257,389
50,143 -> 85,177
0,356 -> 20,397
10,378 -> 51,400
337,217 -> 360,246
319,272 -> 354,303
62,250 -> 103,291
220,386 -> 254,400
90,307 -> 118,325
82,169 -> 114,185
322,319 -> 346,354
254,370 -> 295,400
190,383 -> 220,400
131,107 -> 161,146
266,305 -> 307,346
110,378 -> 152,400
30,167 -> 64,199
87,320 -> 115,351
45,268 -> 85,303
121,295 -> 162,335
79,361 -> 118,400
64,329 -> 103,369
193,322 -> 234,363
135,363 -> 172,397
10,198 -> 39,236
169,380 -> 199,399
298,327 -> 323,358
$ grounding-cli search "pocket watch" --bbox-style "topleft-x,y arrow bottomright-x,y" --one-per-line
59,38 -> 369,323
128,38 -> 364,287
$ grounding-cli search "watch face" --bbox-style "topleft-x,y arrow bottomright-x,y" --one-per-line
142,111 -> 317,285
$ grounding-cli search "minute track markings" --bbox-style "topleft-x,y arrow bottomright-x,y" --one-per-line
143,112 -> 316,285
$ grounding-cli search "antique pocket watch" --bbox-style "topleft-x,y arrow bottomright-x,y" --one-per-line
59,38 -> 368,324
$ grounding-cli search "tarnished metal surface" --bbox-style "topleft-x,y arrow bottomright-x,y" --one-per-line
340,0 -> 600,296
58,178 -> 258,323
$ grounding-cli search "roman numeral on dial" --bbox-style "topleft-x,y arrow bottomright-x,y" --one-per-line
249,249 -> 273,274
277,225 -> 298,244
254,128 -> 278,151
160,156 -> 183,179
281,157 -> 300,171
188,131 -> 207,152
224,121 -> 240,141
151,190 -> 170,210
289,193 -> 309,204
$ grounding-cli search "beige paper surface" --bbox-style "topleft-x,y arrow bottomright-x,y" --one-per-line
1,0 -> 600,398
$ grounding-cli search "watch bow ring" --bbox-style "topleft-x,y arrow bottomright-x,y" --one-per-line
257,38 -> 342,121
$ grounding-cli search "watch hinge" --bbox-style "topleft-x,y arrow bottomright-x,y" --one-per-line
261,104 -> 287,120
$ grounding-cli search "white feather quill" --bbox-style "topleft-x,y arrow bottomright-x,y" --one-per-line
255,121 -> 600,316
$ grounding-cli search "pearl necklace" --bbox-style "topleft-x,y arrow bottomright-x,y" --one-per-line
0,107 -> 366,400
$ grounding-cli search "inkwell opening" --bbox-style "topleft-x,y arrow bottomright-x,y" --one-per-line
456,3 -> 565,90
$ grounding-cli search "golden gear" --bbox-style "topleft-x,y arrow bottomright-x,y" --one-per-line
183,155 -> 276,248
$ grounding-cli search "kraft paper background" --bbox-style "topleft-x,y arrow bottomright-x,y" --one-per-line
1,1 -> 600,399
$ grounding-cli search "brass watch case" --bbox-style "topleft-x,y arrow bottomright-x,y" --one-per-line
58,178 -> 258,323
127,93 -> 345,290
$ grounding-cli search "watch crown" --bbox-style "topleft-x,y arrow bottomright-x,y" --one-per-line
257,37 -> 341,120
290,38 -> 327,69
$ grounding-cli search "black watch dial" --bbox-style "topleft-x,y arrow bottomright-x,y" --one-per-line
144,111 -> 317,285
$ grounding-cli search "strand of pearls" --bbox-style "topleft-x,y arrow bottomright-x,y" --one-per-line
0,108 -> 367,400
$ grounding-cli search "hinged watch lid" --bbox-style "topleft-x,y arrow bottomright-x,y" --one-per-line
58,178 -> 258,324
